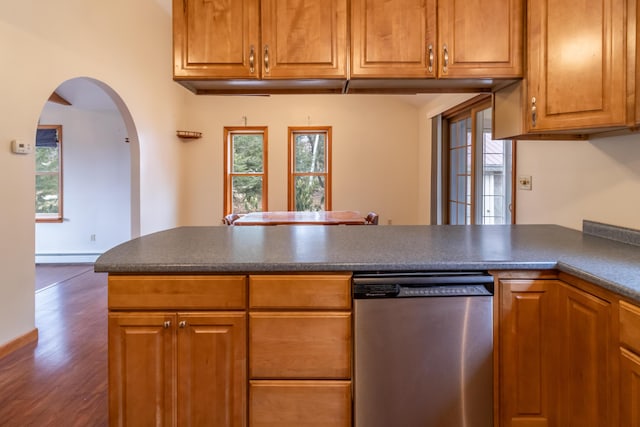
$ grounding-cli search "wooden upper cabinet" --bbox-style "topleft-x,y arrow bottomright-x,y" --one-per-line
261,0 -> 348,79
527,0 -> 628,131
174,0 -> 347,81
437,0 -> 523,78
173,0 -> 260,79
351,0 -> 437,78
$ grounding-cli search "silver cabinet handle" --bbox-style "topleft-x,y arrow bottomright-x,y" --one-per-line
163,320 -> 171,329
249,45 -> 255,74
428,44 -> 434,73
264,45 -> 270,74
178,321 -> 187,328
531,97 -> 537,128
442,44 -> 449,74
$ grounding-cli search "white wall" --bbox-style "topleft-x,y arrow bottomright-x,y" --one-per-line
178,94 -> 421,226
36,103 -> 130,262
516,134 -> 640,230
0,0 -> 185,347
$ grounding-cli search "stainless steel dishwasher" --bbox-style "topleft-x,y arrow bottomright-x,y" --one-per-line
353,271 -> 494,427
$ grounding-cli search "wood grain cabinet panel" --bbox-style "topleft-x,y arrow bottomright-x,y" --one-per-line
108,275 -> 247,310
350,0 -> 437,78
108,313 -> 175,427
261,0 -> 347,79
620,300 -> 640,427
249,274 -> 351,309
108,275 -> 248,427
499,279 -> 557,427
557,282 -> 615,427
437,0 -> 523,78
249,380 -> 351,427
249,312 -> 351,379
173,0 -> 260,79
527,0 -> 627,131
177,313 -> 246,427
174,0 -> 347,81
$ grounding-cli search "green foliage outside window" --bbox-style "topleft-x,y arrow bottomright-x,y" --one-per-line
294,133 -> 326,212
35,144 -> 60,216
231,134 -> 264,214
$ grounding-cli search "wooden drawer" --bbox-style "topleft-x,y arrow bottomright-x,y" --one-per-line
620,300 -> 640,354
249,274 -> 351,309
249,380 -> 351,427
249,312 -> 351,378
108,275 -> 247,310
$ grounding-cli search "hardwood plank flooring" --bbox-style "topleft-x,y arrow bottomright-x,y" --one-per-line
35,264 -> 94,291
0,269 -> 108,426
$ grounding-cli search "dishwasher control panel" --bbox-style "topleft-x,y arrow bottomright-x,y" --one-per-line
353,271 -> 494,299
399,284 -> 491,297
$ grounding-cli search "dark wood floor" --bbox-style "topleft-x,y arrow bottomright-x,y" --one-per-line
0,267 -> 108,426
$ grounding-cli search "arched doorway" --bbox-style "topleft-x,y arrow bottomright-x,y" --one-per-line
35,77 -> 139,266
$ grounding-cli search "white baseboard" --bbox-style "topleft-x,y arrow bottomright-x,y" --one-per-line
35,253 -> 101,264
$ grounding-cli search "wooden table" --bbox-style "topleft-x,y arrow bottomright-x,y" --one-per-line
232,210 -> 366,226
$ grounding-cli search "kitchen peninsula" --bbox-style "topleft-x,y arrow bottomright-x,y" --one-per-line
96,222 -> 640,427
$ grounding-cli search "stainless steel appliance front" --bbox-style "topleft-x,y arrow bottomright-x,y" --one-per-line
353,273 -> 493,427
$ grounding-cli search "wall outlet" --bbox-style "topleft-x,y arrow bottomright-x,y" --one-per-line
90,234 -> 96,242
518,175 -> 532,191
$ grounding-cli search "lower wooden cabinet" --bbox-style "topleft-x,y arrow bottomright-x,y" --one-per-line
248,274 -> 352,427
556,281 -> 615,427
109,312 -> 247,427
249,380 -> 352,427
498,276 -> 557,427
620,300 -> 640,427
107,275 -> 248,427
496,272 -> 618,427
107,273 -> 352,426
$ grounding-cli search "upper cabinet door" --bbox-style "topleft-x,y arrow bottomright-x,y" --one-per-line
261,0 -> 348,79
527,0 -> 627,131
173,0 -> 260,79
437,0 -> 523,78
351,0 -> 437,78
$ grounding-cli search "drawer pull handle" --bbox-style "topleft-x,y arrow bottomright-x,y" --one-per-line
264,45 -> 270,74
531,97 -> 537,128
163,320 -> 171,329
428,44 -> 434,73
179,321 -> 187,328
442,44 -> 449,74
249,45 -> 255,74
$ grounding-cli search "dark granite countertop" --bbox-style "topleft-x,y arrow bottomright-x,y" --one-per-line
94,222 -> 640,303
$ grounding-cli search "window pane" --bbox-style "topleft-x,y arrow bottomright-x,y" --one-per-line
295,133 -> 326,173
36,146 -> 59,173
232,176 -> 263,214
35,174 -> 59,214
232,134 -> 263,173
294,175 -> 325,211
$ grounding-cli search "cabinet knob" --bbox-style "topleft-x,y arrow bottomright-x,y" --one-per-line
442,44 -> 449,74
163,320 -> 171,329
427,44 -> 434,73
179,321 -> 187,328
264,45 -> 270,74
249,45 -> 255,74
531,97 -> 537,128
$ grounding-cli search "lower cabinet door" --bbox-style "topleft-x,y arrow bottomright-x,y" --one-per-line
177,312 -> 247,427
620,348 -> 640,427
108,312 -> 175,427
249,380 -> 351,427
